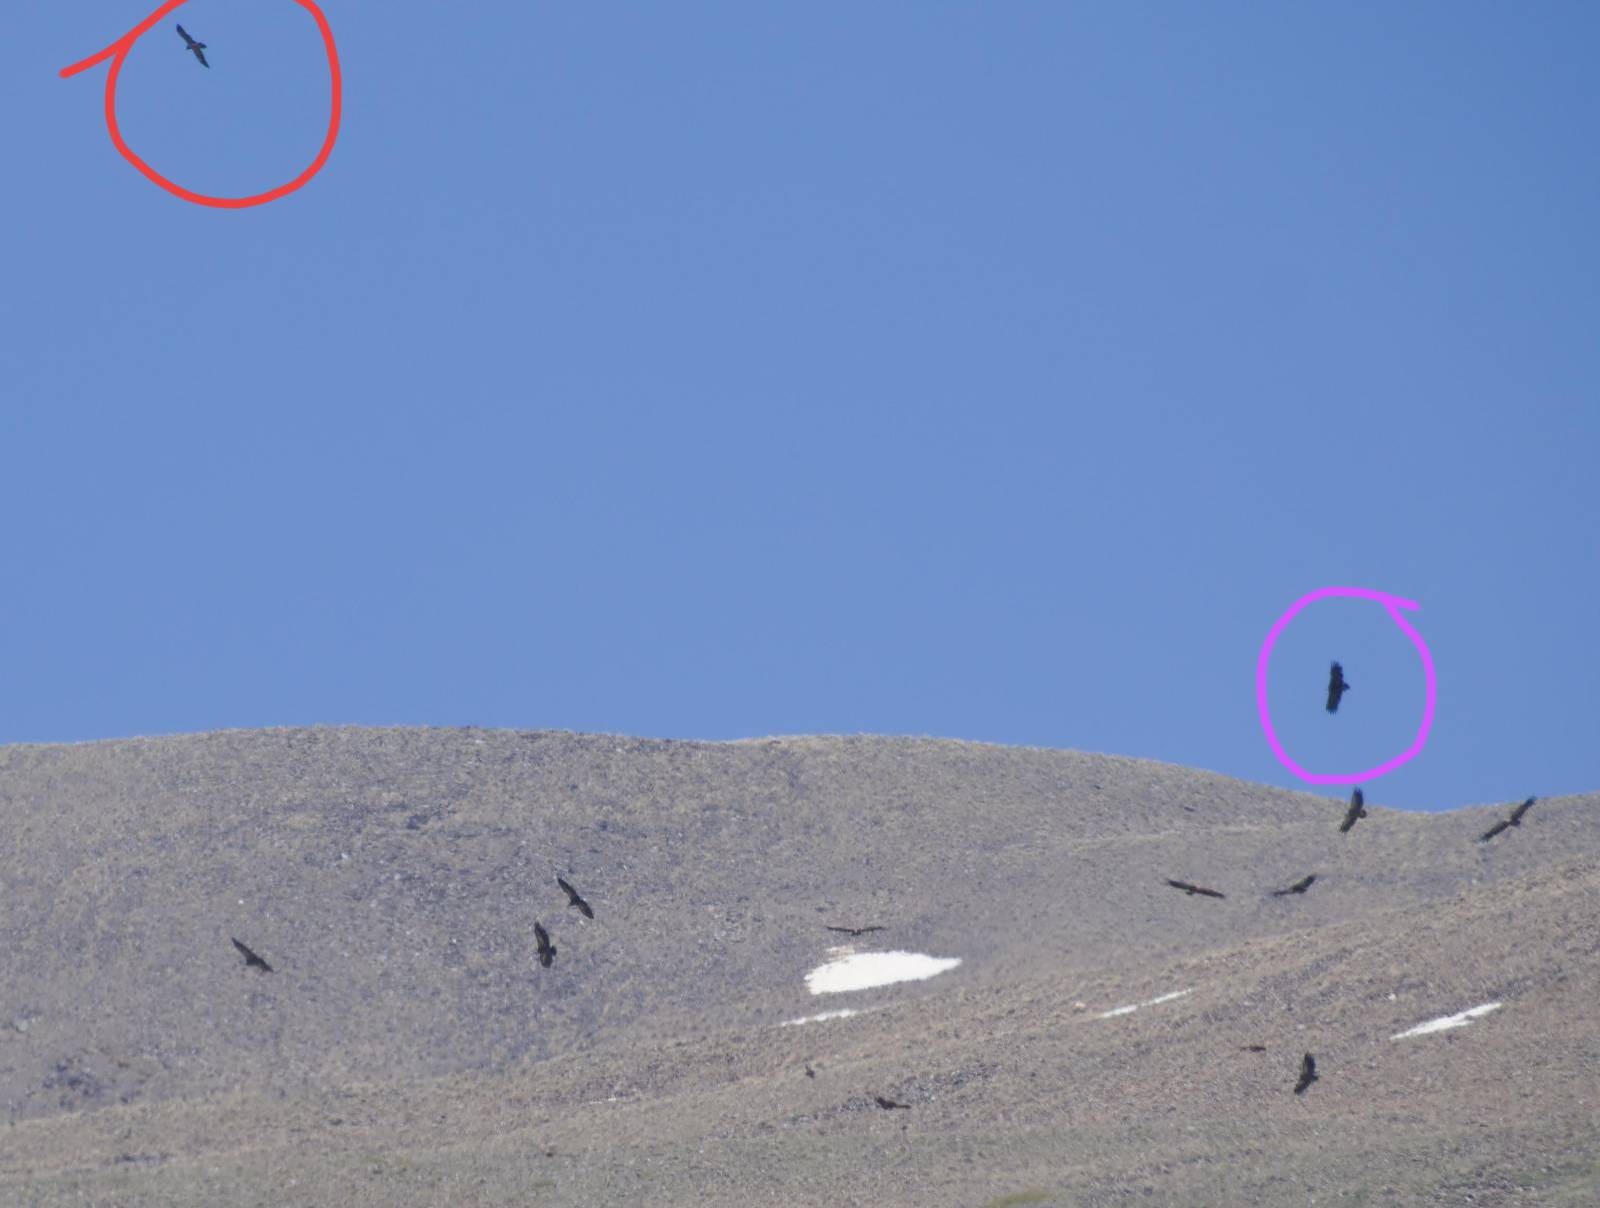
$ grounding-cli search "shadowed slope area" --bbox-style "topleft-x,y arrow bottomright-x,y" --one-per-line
1,728 -> 1595,1205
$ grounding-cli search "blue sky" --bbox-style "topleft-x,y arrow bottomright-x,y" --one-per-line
3,2 -> 1596,812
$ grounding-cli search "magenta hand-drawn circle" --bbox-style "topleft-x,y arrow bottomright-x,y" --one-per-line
1257,586 -> 1436,784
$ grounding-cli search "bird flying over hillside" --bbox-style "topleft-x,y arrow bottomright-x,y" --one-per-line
1326,662 -> 1349,713
873,1095 -> 911,1110
176,24 -> 209,68
1241,1045 -> 1268,1052
826,925 -> 885,937
1339,787 -> 1367,834
1293,1052 -> 1318,1094
556,876 -> 594,919
1271,874 -> 1317,897
534,922 -> 556,968
230,937 -> 272,973
1166,879 -> 1225,899
1480,796 -> 1536,842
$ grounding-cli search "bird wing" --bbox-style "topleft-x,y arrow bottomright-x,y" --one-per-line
1297,875 -> 1316,892
195,47 -> 209,67
1511,796 -> 1536,822
1200,886 -> 1226,898
557,876 -> 576,901
858,925 -> 885,934
1166,879 -> 1190,892
825,926 -> 853,934
177,24 -> 193,46
1480,819 -> 1511,841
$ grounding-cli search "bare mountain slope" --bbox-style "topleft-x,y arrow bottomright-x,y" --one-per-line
1,727 -> 1595,1205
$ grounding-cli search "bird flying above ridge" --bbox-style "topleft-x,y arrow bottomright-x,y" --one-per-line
826,925 -> 886,937
534,922 -> 556,968
176,24 -> 209,68
557,876 -> 594,919
1481,796 -> 1536,842
1326,662 -> 1349,713
1294,1052 -> 1319,1094
231,937 -> 272,972
1272,874 -> 1317,896
1339,787 -> 1367,834
1166,879 -> 1225,899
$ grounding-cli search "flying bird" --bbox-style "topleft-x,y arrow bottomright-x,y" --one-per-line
1271,874 -> 1317,897
826,925 -> 886,937
230,937 -> 272,973
176,24 -> 209,68
1480,796 -> 1537,842
1241,1045 -> 1268,1052
805,1064 -> 816,1079
873,1095 -> 911,1110
1166,879 -> 1225,899
1339,787 -> 1367,834
533,922 -> 556,968
1293,1052 -> 1319,1094
1325,661 -> 1349,713
556,876 -> 594,919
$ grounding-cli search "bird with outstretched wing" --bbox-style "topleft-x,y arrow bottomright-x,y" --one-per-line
556,876 -> 594,919
1166,879 -> 1225,899
231,937 -> 272,972
176,24 -> 209,68
1271,874 -> 1317,897
1481,796 -> 1536,842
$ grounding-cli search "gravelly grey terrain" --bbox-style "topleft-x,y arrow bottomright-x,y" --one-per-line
1,727 -> 1595,1206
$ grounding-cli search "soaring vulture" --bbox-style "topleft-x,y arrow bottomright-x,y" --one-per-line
176,24 -> 209,68
1293,1052 -> 1319,1094
873,1095 -> 911,1110
1325,662 -> 1350,714
1271,874 -> 1317,897
826,925 -> 885,937
1480,796 -> 1537,842
1165,879 -> 1225,899
230,937 -> 272,973
556,876 -> 594,919
534,922 -> 556,969
1339,787 -> 1367,834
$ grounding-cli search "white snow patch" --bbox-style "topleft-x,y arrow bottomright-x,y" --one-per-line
1390,1002 -> 1502,1039
804,950 -> 962,995
1097,988 -> 1193,1019
781,1008 -> 863,1027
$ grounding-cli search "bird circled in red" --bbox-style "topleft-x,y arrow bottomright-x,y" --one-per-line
59,0 -> 341,209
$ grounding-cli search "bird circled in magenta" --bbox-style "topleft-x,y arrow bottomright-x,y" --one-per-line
58,0 -> 341,209
1256,586 -> 1436,785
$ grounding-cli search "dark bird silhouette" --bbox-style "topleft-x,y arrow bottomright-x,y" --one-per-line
1480,796 -> 1536,842
1242,1045 -> 1268,1052
176,24 -> 209,68
1293,1052 -> 1319,1094
1339,787 -> 1367,834
1326,661 -> 1350,713
805,1064 -> 816,1079
533,922 -> 556,968
873,1095 -> 911,1110
826,925 -> 886,937
1271,874 -> 1317,897
1166,879 -> 1225,899
230,937 -> 272,973
556,876 -> 594,919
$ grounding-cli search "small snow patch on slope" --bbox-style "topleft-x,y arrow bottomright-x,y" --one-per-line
1391,1002 -> 1502,1039
804,951 -> 961,995
1098,988 -> 1193,1019
781,1008 -> 863,1027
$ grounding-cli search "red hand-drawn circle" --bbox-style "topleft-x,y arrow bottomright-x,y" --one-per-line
59,0 -> 341,209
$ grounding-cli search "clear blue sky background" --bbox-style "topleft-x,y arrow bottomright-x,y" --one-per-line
3,2 -> 1596,813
